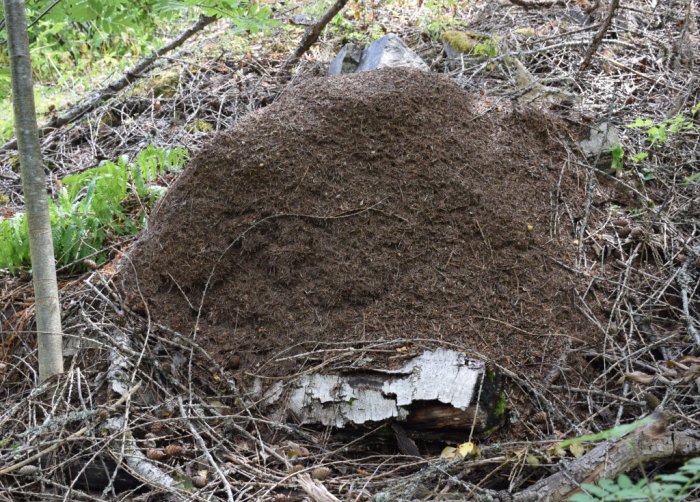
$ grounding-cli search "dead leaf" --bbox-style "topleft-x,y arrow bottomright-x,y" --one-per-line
619,371 -> 655,385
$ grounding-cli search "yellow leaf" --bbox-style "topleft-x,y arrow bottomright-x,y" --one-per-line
546,444 -> 566,458
526,454 -> 540,466
456,442 -> 480,458
440,446 -> 458,460
569,441 -> 585,458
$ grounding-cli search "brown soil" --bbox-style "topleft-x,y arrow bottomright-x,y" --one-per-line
122,68 -> 595,381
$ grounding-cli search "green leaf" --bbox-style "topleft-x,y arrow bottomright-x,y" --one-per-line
569,494 -> 598,502
627,118 -> 654,128
617,474 -> 633,489
578,482 -> 610,498
631,152 -> 648,163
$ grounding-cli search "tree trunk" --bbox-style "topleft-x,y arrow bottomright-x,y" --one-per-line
4,0 -> 63,381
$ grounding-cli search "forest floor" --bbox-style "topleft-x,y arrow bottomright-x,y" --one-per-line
1,0 -> 699,500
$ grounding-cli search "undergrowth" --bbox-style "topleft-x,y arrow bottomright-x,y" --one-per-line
0,145 -> 188,273
571,456 -> 700,502
610,103 -> 699,183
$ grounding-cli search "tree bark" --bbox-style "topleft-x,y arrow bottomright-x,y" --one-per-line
4,0 -> 63,381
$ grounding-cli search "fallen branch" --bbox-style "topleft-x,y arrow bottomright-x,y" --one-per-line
297,473 -> 340,502
281,0 -> 350,70
0,15 -> 216,152
677,244 -> 700,349
178,397 -> 235,502
510,413 -> 700,502
579,0 -> 620,70
507,0 -> 566,8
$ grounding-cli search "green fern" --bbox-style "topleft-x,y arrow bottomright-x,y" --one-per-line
570,456 -> 700,502
0,145 -> 188,272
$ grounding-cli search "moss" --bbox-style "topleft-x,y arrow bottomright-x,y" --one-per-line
486,369 -> 497,382
149,70 -> 180,98
0,194 -> 9,205
441,30 -> 499,59
492,391 -> 508,418
513,27 -> 537,37
185,119 -> 214,133
441,30 -> 479,53
9,155 -> 19,172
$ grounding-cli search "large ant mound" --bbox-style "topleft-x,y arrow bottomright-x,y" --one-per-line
123,68 -> 594,381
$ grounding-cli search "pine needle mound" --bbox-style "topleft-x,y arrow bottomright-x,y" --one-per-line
122,68 -> 595,379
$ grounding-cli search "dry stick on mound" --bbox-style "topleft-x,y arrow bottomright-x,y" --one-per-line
579,0 -> 620,71
281,0 -> 350,70
510,412 -> 700,502
0,15 -> 216,153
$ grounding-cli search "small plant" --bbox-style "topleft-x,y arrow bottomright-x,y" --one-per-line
610,143 -> 625,172
0,145 -> 188,272
570,456 -> 700,502
609,104 -> 698,182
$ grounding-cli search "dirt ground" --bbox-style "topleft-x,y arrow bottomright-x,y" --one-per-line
122,67 -> 596,385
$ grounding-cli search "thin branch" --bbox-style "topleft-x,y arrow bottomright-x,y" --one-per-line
579,0 -> 620,70
281,0 -> 350,70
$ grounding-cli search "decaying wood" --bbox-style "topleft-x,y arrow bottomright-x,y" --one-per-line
0,15 -> 216,152
391,422 -> 421,457
260,349 -> 500,431
511,413 -> 700,502
406,403 -> 487,430
281,0 -> 350,70
579,0 -> 620,70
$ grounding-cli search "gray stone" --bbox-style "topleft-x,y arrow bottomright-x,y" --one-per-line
356,34 -> 429,72
580,122 -> 621,158
328,43 -> 363,75
328,34 -> 429,75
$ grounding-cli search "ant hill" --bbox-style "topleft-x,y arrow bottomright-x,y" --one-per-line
121,68 -> 596,382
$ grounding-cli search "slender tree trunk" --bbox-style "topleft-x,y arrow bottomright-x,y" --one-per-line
4,0 -> 63,381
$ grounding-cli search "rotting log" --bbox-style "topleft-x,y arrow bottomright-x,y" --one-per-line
256,349 -> 505,452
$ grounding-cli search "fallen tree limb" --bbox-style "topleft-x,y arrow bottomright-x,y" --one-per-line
0,15 -> 216,152
579,0 -> 619,70
281,0 -> 349,70
510,413 -> 700,501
